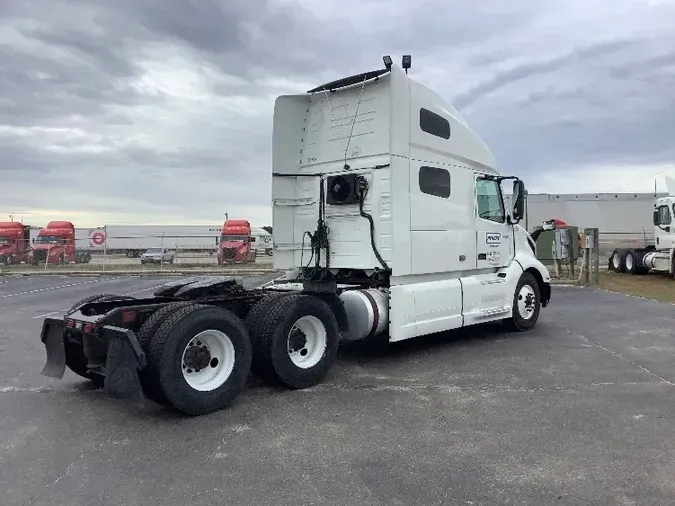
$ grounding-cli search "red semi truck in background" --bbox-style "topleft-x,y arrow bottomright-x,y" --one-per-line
0,222 -> 32,265
28,221 -> 92,265
217,219 -> 256,265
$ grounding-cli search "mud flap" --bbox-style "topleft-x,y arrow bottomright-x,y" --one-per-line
40,317 -> 67,379
102,326 -> 147,402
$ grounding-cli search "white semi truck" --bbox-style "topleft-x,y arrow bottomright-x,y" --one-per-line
609,178 -> 675,277
38,57 -> 552,416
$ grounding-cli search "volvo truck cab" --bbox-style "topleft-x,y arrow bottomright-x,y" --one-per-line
37,56 -> 552,416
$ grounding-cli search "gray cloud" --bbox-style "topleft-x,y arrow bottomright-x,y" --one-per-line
1,0 -> 674,225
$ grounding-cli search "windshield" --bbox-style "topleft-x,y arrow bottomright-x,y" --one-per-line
35,235 -> 63,244
221,235 -> 246,242
0,236 -> 13,244
145,248 -> 163,253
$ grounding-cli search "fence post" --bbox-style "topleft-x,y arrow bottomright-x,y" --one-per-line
583,228 -> 592,285
592,227 -> 600,285
160,233 -> 165,270
102,225 -> 107,272
567,229 -> 575,279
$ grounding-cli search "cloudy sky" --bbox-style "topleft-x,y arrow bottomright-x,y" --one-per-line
2,0 -> 674,227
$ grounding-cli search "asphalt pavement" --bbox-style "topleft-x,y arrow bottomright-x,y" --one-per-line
1,276 -> 674,506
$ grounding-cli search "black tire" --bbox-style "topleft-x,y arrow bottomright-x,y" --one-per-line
625,249 -> 649,275
610,249 -> 627,273
148,304 -> 252,416
248,294 -> 340,390
244,291 -> 290,377
503,272 -> 541,332
137,301 -> 194,406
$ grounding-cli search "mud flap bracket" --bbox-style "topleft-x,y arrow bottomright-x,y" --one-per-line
102,326 -> 147,402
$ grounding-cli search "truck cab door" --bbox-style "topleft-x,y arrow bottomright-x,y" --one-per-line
475,176 -> 512,269
654,204 -> 675,251
460,175 -> 514,326
64,239 -> 71,262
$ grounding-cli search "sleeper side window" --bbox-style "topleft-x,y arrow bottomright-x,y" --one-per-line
419,108 -> 451,139
419,166 -> 451,198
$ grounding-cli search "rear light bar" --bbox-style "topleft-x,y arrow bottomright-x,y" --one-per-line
64,318 -> 97,333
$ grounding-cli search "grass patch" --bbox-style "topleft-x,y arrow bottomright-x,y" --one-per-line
598,270 -> 675,304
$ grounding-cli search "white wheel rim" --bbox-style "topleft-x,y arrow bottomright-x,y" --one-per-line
181,330 -> 236,392
612,253 -> 620,269
517,285 -> 537,320
625,254 -> 633,270
287,315 -> 327,369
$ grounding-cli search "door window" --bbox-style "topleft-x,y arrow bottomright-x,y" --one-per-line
657,205 -> 672,225
476,178 -> 505,223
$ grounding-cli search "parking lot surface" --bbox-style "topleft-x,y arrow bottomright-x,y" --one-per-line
1,277 -> 674,506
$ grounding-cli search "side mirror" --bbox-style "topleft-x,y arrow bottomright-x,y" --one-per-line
512,180 -> 526,222
32,238 -> 35,244
653,209 -> 660,226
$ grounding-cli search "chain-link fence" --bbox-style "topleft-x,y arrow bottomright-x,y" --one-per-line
0,234 -> 275,272
0,228 -> 658,275
544,230 -> 653,281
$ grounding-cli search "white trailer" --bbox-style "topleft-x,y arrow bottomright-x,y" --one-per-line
609,176 -> 675,276
39,56 -> 553,416
83,226 -> 222,257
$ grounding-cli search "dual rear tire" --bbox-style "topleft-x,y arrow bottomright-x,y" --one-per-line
137,293 -> 340,416
610,248 -> 649,275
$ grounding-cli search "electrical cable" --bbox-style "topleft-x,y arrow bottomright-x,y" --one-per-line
356,176 -> 390,271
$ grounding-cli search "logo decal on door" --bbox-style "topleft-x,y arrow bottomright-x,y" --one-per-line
487,250 -> 501,264
486,233 -> 502,245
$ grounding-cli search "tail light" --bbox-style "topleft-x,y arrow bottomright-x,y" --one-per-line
83,323 -> 97,333
121,310 -> 136,323
65,318 -> 75,328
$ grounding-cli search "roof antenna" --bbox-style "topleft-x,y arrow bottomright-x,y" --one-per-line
402,55 -> 411,74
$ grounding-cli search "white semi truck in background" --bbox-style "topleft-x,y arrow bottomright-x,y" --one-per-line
609,176 -> 675,277
39,56 -> 553,416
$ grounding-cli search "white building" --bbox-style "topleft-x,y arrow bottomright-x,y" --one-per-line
503,192 -> 665,234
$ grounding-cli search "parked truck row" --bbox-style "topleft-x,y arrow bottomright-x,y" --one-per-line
0,221 -> 91,265
0,219 -> 273,265
39,56 -> 554,417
